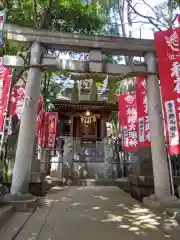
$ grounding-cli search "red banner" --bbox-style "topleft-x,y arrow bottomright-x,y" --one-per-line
36,112 -> 57,149
9,77 -> 26,119
9,77 -> 44,119
36,112 -> 46,148
38,96 -> 43,113
0,57 -> 11,131
45,112 -> 57,150
136,77 -> 151,147
118,92 -> 138,151
155,27 -> 180,154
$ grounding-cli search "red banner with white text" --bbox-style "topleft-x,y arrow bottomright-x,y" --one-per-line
155,27 -> 180,154
36,112 -> 57,149
0,57 -> 11,131
136,77 -> 151,147
9,77 -> 44,120
118,92 -> 138,151
45,112 -> 57,150
36,112 -> 46,148
9,77 -> 26,119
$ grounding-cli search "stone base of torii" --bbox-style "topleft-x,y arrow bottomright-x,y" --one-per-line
2,24 -> 180,211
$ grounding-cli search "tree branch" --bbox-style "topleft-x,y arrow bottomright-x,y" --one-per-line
109,20 -> 151,26
12,68 -> 26,86
141,0 -> 159,18
167,0 -> 173,27
39,0 -> 53,29
118,0 -> 126,37
141,0 -> 168,28
126,0 -> 162,31
118,0 -> 130,65
33,0 -> 38,27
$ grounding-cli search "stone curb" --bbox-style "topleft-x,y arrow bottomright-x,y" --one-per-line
166,208 -> 180,221
0,206 -> 15,227
4,194 -> 40,212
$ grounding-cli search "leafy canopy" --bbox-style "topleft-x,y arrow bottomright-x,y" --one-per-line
0,1 -> 114,109
0,0 -> 107,34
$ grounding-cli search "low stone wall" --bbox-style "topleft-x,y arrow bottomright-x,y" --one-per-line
128,174 -> 180,201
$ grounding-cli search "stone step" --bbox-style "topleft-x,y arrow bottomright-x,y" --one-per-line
114,178 -> 130,192
165,208 -> 180,222
71,179 -> 116,186
11,197 -> 55,240
0,205 -> 15,228
0,211 -> 33,240
44,177 -> 63,192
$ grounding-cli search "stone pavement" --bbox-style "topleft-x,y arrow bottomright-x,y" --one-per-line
13,186 -> 180,240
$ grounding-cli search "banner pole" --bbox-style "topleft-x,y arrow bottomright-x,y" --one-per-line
167,152 -> 175,196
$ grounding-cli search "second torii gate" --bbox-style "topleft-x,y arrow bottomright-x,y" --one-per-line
3,23 -> 179,208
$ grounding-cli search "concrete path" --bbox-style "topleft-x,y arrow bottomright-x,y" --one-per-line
15,186 -> 180,240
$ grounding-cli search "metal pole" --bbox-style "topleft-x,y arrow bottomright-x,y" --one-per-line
167,153 -> 175,196
140,28 -> 142,63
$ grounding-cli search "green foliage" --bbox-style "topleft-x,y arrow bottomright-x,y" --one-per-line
108,77 -> 118,91
117,78 -> 135,94
0,0 -> 108,107
40,72 -> 64,110
89,80 -> 98,101
171,0 -> 180,7
107,77 -> 118,103
0,0 -> 107,34
98,0 -> 119,12
71,80 -> 79,103
107,89 -> 117,103
0,0 -> 107,56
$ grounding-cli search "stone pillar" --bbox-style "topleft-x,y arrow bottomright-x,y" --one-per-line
29,142 -> 46,196
70,116 -> 74,136
75,118 -> 79,137
31,141 -> 40,173
31,143 -> 46,179
63,137 -> 73,178
100,118 -> 106,138
104,138 -> 115,179
96,140 -> 104,156
128,146 -> 154,200
74,137 -> 81,154
40,150 -> 47,173
10,42 -> 45,195
135,147 -> 153,176
145,52 -> 171,198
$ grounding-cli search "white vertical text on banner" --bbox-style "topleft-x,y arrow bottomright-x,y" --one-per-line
118,92 -> 138,151
155,26 -> 180,154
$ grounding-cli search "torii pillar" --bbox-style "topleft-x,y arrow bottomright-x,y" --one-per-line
143,52 -> 180,208
6,42 -> 45,197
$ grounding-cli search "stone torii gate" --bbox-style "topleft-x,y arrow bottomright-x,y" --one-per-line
3,23 -> 179,208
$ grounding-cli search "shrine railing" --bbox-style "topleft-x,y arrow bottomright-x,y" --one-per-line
36,141 -> 180,179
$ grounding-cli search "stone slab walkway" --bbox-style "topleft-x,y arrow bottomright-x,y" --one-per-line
14,186 -> 180,240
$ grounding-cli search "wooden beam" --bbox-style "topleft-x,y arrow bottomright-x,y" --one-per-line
4,24 -> 155,56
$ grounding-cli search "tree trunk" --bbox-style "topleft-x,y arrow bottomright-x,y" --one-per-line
167,0 -> 173,27
118,0 -> 133,66
11,42 -> 45,195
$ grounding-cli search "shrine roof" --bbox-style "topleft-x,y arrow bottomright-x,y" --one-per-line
51,99 -> 117,111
